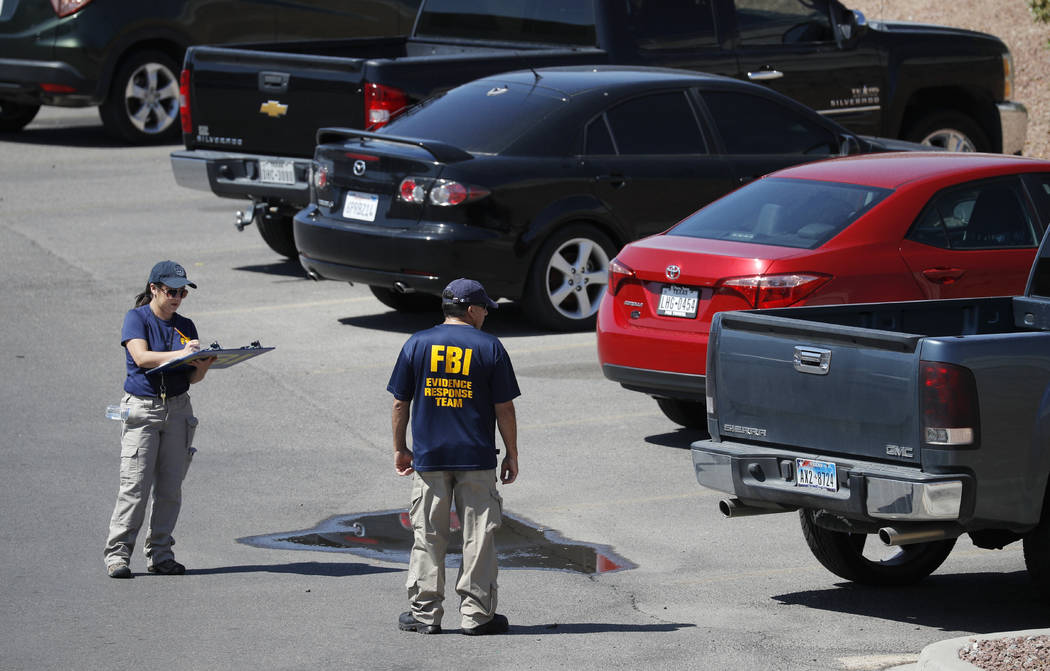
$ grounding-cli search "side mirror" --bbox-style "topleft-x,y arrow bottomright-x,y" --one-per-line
839,134 -> 862,156
835,8 -> 867,47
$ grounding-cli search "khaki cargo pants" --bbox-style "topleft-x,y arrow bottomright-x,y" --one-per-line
407,469 -> 503,629
104,393 -> 197,569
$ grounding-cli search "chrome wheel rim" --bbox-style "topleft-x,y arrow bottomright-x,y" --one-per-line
542,237 -> 610,321
920,128 -> 976,152
124,62 -> 179,135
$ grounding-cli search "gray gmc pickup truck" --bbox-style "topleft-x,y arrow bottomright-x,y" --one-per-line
694,224 -> 1050,597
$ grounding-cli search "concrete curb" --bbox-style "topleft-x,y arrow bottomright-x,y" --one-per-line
915,629 -> 1050,670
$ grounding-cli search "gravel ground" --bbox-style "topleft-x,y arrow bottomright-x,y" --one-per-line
959,635 -> 1050,670
848,0 -> 1050,158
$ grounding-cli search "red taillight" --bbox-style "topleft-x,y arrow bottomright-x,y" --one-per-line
397,177 -> 487,206
364,82 -> 408,129
179,69 -> 192,134
715,273 -> 831,308
399,178 -> 427,204
40,83 -> 76,93
50,0 -> 93,17
607,258 -> 635,295
312,164 -> 328,190
430,180 -> 468,206
920,361 -> 979,447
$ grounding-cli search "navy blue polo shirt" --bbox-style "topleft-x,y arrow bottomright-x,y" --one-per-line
387,323 -> 520,471
121,305 -> 198,398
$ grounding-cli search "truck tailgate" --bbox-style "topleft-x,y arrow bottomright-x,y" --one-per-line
710,311 -> 924,465
187,45 -> 373,158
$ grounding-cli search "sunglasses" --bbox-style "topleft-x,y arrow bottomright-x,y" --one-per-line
160,287 -> 189,299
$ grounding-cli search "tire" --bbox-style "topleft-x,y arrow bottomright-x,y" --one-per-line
370,286 -> 442,313
799,509 -> 956,586
655,397 -> 707,429
256,212 -> 297,258
904,110 -> 990,153
99,50 -> 181,144
0,100 -> 40,132
523,224 -> 616,331
1022,490 -> 1050,600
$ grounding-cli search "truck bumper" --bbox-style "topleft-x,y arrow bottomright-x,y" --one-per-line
170,149 -> 311,205
692,439 -> 971,523
998,101 -> 1027,155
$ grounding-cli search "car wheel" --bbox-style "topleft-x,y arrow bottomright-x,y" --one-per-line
99,50 -> 181,144
904,110 -> 989,153
370,286 -> 442,313
799,509 -> 956,586
0,101 -> 40,132
655,398 -> 707,429
256,212 -> 298,258
1022,490 -> 1050,600
524,224 -> 616,331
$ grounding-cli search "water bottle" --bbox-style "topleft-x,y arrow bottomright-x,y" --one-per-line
105,404 -> 129,421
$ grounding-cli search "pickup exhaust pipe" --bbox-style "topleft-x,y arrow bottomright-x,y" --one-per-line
719,498 -> 796,518
878,525 -> 962,546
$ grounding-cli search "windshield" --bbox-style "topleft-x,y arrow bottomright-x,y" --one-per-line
415,0 -> 597,46
670,178 -> 892,249
381,78 -> 568,154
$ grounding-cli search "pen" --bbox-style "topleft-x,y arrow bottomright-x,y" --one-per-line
174,327 -> 191,344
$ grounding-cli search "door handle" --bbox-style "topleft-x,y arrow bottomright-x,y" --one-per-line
595,173 -> 628,189
922,267 -> 966,284
747,70 -> 784,81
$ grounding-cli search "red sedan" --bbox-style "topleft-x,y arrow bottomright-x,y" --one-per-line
597,153 -> 1050,428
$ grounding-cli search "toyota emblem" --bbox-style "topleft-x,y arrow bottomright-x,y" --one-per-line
665,265 -> 681,280
353,160 -> 366,176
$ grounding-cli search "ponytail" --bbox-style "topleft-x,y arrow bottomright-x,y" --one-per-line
133,282 -> 152,308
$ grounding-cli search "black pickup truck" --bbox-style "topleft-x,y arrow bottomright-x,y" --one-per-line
170,0 -> 1028,257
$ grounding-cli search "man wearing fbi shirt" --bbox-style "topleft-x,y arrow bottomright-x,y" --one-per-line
387,278 -> 520,636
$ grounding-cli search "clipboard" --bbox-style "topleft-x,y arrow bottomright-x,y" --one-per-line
146,341 -> 275,376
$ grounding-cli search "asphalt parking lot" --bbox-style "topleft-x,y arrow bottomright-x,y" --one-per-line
2,108 -> 1047,671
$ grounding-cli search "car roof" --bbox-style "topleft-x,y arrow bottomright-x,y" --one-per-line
770,152 -> 1050,188
474,65 -> 739,98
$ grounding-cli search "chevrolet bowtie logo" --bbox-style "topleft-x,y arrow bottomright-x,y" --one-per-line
259,100 -> 288,118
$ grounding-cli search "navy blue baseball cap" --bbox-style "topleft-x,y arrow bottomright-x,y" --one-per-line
442,278 -> 497,308
148,260 -> 197,289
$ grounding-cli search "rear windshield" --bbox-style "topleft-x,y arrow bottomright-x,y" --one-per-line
670,178 -> 892,249
415,0 -> 597,46
381,78 -> 567,154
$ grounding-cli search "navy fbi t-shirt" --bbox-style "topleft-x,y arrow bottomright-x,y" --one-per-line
387,323 -> 520,472
121,304 -> 199,398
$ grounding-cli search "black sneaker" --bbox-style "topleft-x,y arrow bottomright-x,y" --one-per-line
107,563 -> 132,579
399,611 -> 441,635
462,614 -> 509,636
147,559 -> 186,575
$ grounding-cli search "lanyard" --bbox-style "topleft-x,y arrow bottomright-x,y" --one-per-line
158,314 -> 177,401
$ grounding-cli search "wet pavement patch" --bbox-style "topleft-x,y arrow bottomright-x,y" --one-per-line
238,510 -> 635,574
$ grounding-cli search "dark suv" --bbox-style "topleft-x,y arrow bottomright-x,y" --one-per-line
0,0 -> 419,143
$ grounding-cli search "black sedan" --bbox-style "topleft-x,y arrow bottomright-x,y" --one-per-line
294,65 -> 919,330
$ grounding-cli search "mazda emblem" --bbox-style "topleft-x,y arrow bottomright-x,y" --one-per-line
353,160 -> 366,176
665,265 -> 681,280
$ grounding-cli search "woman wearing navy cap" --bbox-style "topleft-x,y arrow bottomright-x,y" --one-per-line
104,261 -> 214,579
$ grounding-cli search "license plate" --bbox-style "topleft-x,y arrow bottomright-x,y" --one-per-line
342,190 -> 379,222
259,159 -> 295,185
795,458 -> 838,492
657,285 -> 699,318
